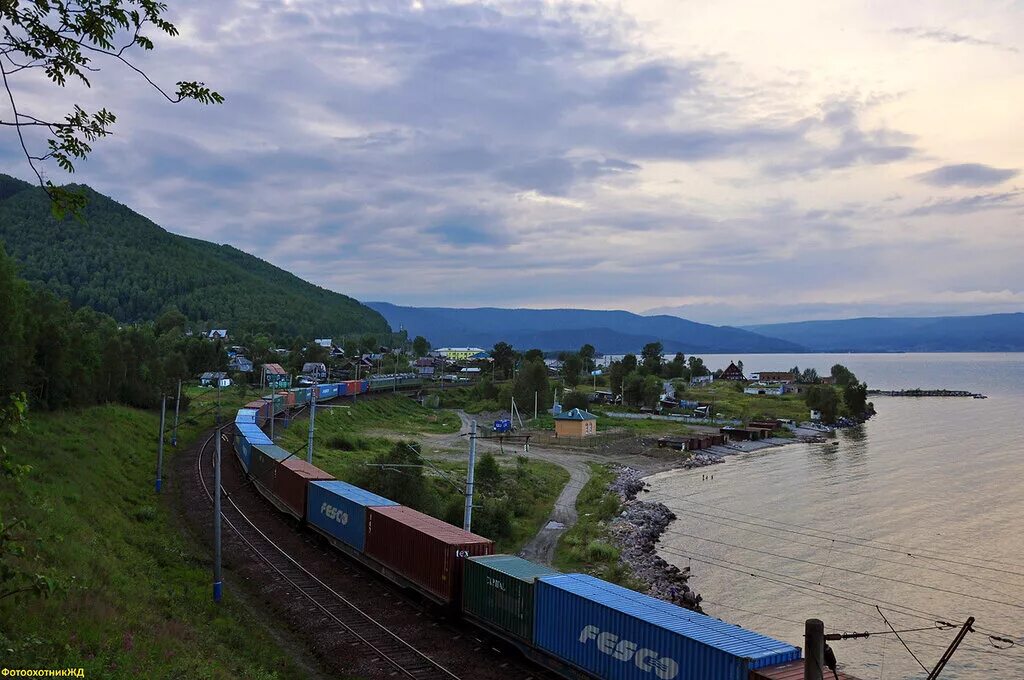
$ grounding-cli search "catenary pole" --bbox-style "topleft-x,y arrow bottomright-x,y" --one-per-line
155,394 -> 166,492
172,379 -> 181,446
307,388 -> 316,464
213,428 -> 223,602
804,619 -> 824,680
463,420 -> 477,532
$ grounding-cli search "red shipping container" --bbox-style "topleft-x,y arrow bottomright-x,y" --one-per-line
281,390 -> 296,407
365,505 -> 494,604
272,459 -> 334,518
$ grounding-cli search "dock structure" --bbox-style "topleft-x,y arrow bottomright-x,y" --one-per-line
868,388 -> 987,399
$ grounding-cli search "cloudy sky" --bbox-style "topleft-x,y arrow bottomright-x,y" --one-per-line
2,0 -> 1022,325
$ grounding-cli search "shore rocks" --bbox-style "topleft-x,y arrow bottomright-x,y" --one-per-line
607,466 -> 703,612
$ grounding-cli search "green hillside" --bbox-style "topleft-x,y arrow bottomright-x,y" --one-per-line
0,174 -> 389,339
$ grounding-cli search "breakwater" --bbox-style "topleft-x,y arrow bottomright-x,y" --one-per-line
868,388 -> 987,398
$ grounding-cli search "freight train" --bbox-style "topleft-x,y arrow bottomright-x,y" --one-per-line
231,385 -> 809,680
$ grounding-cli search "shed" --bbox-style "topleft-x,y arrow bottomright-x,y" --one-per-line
553,408 -> 598,438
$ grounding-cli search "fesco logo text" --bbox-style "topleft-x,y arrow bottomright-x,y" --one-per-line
579,625 -> 679,679
320,502 -> 349,525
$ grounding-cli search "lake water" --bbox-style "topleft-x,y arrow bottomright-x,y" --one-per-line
645,353 -> 1024,680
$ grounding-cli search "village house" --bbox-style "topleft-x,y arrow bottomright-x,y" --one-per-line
228,356 -> 253,372
749,371 -> 797,383
434,347 -> 487,361
302,362 -> 328,380
720,362 -> 747,381
207,329 -> 228,340
553,408 -> 599,437
199,371 -> 231,388
262,363 -> 290,389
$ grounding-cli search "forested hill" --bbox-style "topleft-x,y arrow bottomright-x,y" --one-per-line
0,174 -> 389,338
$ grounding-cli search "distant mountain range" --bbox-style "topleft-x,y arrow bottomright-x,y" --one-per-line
0,174 -> 389,339
366,303 -> 804,353
745,313 -> 1024,352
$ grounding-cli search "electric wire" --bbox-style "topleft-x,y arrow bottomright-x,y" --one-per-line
876,605 -> 928,674
659,528 -> 1024,612
656,544 -> 1024,647
662,494 -> 1024,575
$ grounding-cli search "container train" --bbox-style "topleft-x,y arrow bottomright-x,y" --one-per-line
231,386 -> 809,680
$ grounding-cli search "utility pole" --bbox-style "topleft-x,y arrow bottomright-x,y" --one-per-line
213,428 -> 223,602
463,420 -> 477,532
804,619 -> 824,680
216,378 -> 221,425
270,391 -> 276,441
927,617 -> 974,679
307,388 -> 317,464
534,391 -> 538,420
171,379 -> 181,446
155,395 -> 166,492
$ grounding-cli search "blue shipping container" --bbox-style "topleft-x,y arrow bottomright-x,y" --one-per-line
235,408 -> 258,425
306,480 -> 398,552
237,423 -> 272,446
233,425 -> 253,472
534,574 -> 800,680
337,382 -> 348,397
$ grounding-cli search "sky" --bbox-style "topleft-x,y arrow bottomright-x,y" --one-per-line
1,0 -> 1022,325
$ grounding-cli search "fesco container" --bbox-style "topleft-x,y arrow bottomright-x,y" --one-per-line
462,554 -> 558,643
337,382 -> 349,397
364,505 -> 494,604
250,444 -> 291,486
271,459 -> 333,518
533,573 -> 801,680
306,480 -> 398,552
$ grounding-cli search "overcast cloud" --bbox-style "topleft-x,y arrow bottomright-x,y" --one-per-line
1,0 -> 1022,325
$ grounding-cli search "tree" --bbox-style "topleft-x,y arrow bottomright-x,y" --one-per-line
354,441 -> 434,512
687,356 -> 709,377
360,334 -> 377,353
640,342 -> 663,376
512,358 -> 550,412
491,342 -> 515,379
737,360 -> 744,374
664,352 -> 687,379
412,335 -> 430,358
154,308 -> 186,336
579,344 -> 596,372
561,354 -> 583,387
801,367 -> 820,384
475,452 -> 502,494
562,391 -> 590,411
622,372 -> 643,406
805,385 -> 838,423
0,1 -> 223,216
842,381 -> 868,415
831,363 -> 857,388
523,348 -> 544,362
621,353 -> 638,374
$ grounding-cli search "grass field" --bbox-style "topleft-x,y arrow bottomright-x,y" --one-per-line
273,395 -> 566,553
0,401 -> 313,679
679,381 -> 809,422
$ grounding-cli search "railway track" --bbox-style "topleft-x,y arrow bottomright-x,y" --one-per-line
196,429 -> 461,680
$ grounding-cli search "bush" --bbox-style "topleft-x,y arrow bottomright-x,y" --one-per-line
562,391 -> 590,411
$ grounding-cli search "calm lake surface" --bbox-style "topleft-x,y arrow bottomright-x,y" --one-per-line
645,353 -> 1024,680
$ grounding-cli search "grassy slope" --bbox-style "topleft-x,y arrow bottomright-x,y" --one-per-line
552,463 -> 640,588
0,394 -> 311,679
273,396 -> 567,553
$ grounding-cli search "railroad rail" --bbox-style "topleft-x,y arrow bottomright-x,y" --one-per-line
196,429 -> 461,680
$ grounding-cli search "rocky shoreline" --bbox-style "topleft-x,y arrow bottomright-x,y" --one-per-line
607,466 -> 703,612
